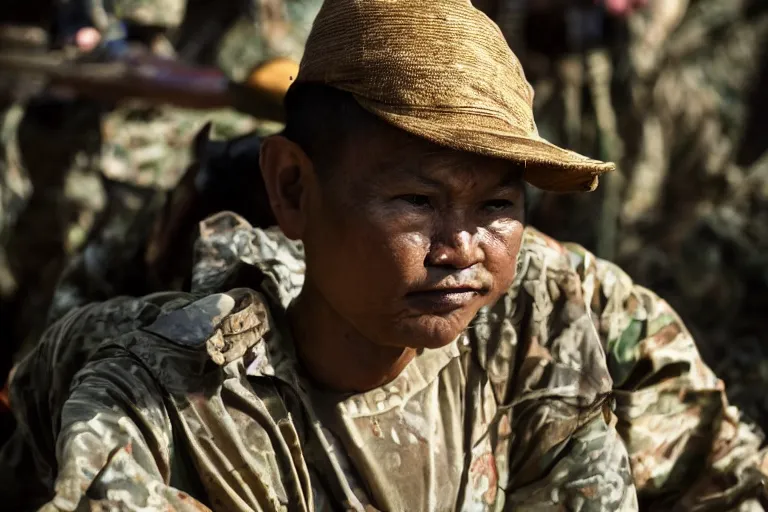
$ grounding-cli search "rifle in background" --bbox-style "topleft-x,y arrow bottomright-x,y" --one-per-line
0,24 -> 297,122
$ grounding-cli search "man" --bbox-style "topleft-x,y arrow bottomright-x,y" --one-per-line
3,0 -> 768,510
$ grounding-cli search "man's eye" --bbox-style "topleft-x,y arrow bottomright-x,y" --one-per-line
397,195 -> 432,208
482,199 -> 515,212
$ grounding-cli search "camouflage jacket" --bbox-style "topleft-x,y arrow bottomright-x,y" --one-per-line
3,212 -> 767,511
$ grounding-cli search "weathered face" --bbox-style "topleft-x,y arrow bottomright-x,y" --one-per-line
297,128 -> 526,349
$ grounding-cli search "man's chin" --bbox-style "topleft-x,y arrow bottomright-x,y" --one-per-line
411,336 -> 460,350
393,311 -> 474,350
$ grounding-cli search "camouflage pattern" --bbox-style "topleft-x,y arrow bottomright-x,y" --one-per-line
512,0 -> 768,431
94,104 -> 270,190
2,0 -> 322,367
0,102 -> 30,299
214,0 -> 323,82
110,0 -> 187,30
0,103 -> 29,238
0,99 -> 107,375
3,211 -> 768,510
66,0 -> 323,80
0,100 -> 29,390
620,0 -> 768,438
56,0 -> 187,33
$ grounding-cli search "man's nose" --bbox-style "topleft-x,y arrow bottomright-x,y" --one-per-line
426,227 -> 484,269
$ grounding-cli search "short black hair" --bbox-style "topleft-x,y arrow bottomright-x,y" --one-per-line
282,83 -> 383,177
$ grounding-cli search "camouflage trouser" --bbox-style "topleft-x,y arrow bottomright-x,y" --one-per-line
0,102 -> 31,298
0,98 -> 106,378
44,105 -> 265,330
0,102 -> 31,418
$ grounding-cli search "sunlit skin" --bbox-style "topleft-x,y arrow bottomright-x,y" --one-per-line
260,122 -> 525,392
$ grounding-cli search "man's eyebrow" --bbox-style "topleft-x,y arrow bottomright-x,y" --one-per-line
408,173 -> 444,188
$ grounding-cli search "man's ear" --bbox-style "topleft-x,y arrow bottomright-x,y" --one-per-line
259,135 -> 314,240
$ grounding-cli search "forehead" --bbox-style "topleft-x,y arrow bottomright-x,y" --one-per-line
340,123 -> 523,189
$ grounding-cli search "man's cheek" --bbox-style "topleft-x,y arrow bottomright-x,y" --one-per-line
389,231 -> 430,268
486,231 -> 522,269
344,240 -> 404,293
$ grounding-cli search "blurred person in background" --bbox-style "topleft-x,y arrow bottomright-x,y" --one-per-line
490,0 -> 768,430
0,0 -> 323,397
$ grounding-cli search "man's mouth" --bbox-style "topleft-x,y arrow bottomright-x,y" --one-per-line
405,287 -> 484,314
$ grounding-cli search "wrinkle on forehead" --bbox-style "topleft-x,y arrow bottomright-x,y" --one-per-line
382,152 -> 523,196
340,125 -> 524,198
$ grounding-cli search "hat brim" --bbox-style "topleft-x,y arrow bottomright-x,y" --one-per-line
355,97 -> 615,193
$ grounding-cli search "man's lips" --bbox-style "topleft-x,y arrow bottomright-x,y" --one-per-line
405,287 -> 485,314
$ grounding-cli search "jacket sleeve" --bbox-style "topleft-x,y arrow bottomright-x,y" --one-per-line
39,345 -> 211,511
504,410 -> 639,510
0,294 -> 188,506
476,228 -> 639,510
566,241 -> 768,510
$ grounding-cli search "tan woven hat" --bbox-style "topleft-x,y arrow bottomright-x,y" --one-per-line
293,0 -> 614,192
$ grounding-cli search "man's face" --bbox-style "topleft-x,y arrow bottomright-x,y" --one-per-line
298,126 -> 525,350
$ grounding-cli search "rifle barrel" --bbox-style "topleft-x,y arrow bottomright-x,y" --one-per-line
0,49 -> 287,122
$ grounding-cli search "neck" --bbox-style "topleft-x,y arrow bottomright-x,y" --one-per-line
289,281 -> 416,393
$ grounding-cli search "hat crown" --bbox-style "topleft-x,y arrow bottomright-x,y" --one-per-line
296,0 -> 538,139
291,0 -> 614,193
